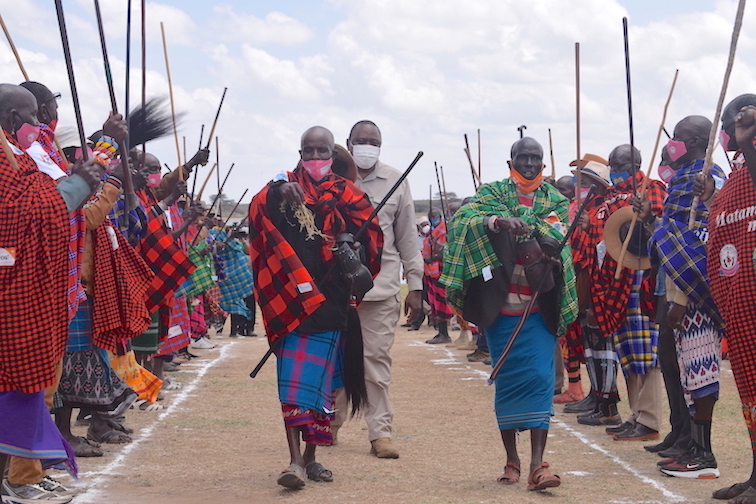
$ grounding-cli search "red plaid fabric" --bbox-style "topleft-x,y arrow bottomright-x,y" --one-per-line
709,164 -> 756,428
422,222 -> 446,278
156,294 -> 191,356
250,169 -> 382,343
91,222 -> 154,352
0,135 -> 70,393
591,173 -> 664,336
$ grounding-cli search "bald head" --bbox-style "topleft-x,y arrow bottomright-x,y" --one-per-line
0,84 -> 38,134
671,115 -> 711,163
300,126 -> 335,163
556,175 -> 575,201
608,144 -> 642,175
509,137 -> 544,180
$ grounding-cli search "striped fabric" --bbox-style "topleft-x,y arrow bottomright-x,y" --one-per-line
425,276 -> 452,320
156,295 -> 191,356
612,271 -> 659,375
282,404 -> 333,445
66,297 -> 93,352
218,237 -> 254,317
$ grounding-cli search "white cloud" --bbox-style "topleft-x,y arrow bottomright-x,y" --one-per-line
210,5 -> 313,46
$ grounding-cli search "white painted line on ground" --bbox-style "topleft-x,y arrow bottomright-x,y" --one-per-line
418,340 -> 688,504
74,342 -> 238,504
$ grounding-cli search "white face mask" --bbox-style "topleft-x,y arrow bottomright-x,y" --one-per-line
351,144 -> 380,169
421,224 -> 431,235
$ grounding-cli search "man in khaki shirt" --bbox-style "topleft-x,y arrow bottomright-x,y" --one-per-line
332,120 -> 423,458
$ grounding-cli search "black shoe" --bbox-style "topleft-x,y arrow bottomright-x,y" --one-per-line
659,444 -> 689,459
613,423 -> 659,441
606,421 -> 634,435
400,323 -> 412,327
644,442 -> 673,453
407,325 -> 420,331
426,334 -> 451,344
577,410 -> 622,426
564,394 -> 596,414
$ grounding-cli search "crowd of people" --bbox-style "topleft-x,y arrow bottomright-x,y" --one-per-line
5,72 -> 756,504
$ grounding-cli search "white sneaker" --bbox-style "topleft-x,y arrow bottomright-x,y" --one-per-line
190,337 -> 216,349
39,476 -> 77,497
1,480 -> 72,503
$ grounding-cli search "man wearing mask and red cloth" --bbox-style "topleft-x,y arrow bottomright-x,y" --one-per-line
249,126 -> 382,489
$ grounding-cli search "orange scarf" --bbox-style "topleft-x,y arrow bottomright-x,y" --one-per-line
509,168 -> 543,194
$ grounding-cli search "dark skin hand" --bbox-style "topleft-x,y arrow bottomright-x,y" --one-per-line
666,302 -> 687,331
495,216 -> 530,236
184,148 -> 210,171
101,112 -> 129,144
71,159 -> 106,192
164,180 -> 188,208
172,202 -> 203,239
404,290 -> 422,322
280,181 -> 305,205
631,195 -> 653,223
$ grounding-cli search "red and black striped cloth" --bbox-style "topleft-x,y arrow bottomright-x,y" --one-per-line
0,135 -> 70,393
590,172 -> 665,336
249,168 -> 383,343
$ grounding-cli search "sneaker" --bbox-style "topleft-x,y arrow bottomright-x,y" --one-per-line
467,349 -> 491,363
39,476 -> 78,497
564,394 -> 596,414
659,450 -> 720,479
425,334 -> 451,344
1,480 -> 72,503
190,337 -> 216,349
228,333 -> 240,339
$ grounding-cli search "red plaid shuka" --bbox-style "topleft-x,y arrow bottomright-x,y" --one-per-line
0,135 -> 70,393
91,222 -> 154,352
250,168 -> 383,343
591,172 -> 665,336
137,190 -> 196,314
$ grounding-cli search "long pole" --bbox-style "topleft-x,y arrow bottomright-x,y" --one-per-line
0,13 -> 29,80
614,69 -> 679,279
191,124 -> 204,200
489,185 -> 596,383
215,136 -> 221,219
575,42 -> 582,207
463,134 -> 481,189
622,18 -> 637,197
548,128 -> 556,180
160,22 -> 182,174
55,0 -> 89,162
250,151 -> 425,379
477,128 -> 482,182
434,162 -> 448,229
689,0 -> 747,227
195,162 -> 217,201
205,87 -> 228,149
440,165 -> 450,214
139,0 -> 146,172
124,0 -> 132,125
92,0 -> 136,206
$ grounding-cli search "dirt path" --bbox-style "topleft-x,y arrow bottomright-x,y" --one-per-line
63,322 -> 749,504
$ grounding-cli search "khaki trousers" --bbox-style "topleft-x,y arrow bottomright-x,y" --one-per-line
624,366 -> 663,432
8,360 -> 63,485
334,294 -> 400,441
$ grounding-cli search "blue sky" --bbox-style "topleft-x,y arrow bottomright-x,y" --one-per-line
1,0 -> 751,202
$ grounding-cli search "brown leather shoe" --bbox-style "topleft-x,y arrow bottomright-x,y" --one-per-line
613,423 -> 659,441
370,438 -> 399,459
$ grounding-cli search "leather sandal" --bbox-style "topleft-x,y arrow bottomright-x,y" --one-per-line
527,462 -> 561,491
553,391 -> 584,404
497,461 -> 521,485
713,481 -> 750,500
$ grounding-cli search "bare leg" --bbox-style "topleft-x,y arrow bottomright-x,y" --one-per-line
530,428 -> 549,469
499,429 -> 520,467
692,395 -> 716,421
303,443 -> 316,466
152,359 -> 164,381
0,454 -> 8,483
285,426 -> 305,467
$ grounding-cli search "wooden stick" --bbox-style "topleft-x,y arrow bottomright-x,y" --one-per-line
575,42 -> 582,207
215,136 -> 221,219
463,134 -> 480,189
0,128 -> 19,170
689,0 -> 747,227
160,22 -> 182,175
434,162 -> 447,229
548,128 -> 556,180
195,162 -> 217,201
182,136 -> 187,166
477,129 -> 482,182
139,0 -> 146,172
0,13 -> 28,80
622,18 -> 638,197
614,69 -> 679,279
124,0 -> 132,123
440,165 -> 450,215
205,87 -> 228,150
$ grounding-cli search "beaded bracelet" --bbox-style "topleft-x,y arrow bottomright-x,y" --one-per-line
92,136 -> 119,168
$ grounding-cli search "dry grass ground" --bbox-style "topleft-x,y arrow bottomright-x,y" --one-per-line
63,319 -> 750,504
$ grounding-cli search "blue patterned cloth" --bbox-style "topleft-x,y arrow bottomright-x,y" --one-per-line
217,237 -> 254,317
613,271 -> 659,375
488,312 -> 555,431
276,330 -> 341,414
66,297 -> 93,352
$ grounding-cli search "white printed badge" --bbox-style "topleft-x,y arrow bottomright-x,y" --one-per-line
0,247 -> 16,267
168,325 -> 183,338
719,244 -> 739,277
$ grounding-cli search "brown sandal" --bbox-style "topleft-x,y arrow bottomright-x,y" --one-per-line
497,461 -> 521,485
553,391 -> 584,404
527,462 -> 561,491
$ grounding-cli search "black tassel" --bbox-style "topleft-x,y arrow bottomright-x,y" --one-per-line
343,300 -> 368,417
127,96 -> 184,147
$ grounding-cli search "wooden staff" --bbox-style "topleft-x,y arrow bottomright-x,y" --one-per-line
477,128 -> 482,182
138,0 -> 146,171
124,0 -> 132,123
215,136 -> 221,219
205,87 -> 228,149
689,0 -> 747,227
548,128 -> 556,180
0,13 -> 29,80
463,134 -> 481,190
195,162 -> 217,202
55,0 -> 89,162
191,124 -> 204,200
440,165 -> 450,214
209,162 -> 235,216
160,22 -> 182,175
622,18 -> 638,198
93,0 -> 136,206
0,129 -> 19,170
575,42 -> 582,207
429,184 -> 432,213
434,162 -> 448,229
614,69 -> 679,279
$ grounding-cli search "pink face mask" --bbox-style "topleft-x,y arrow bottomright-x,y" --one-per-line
146,172 -> 162,188
74,146 -> 94,163
301,158 -> 333,181
15,122 -> 40,149
720,129 -> 734,151
575,187 -> 591,201
666,139 -> 687,162
658,165 -> 675,183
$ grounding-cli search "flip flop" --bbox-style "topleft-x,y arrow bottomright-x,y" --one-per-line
277,464 -> 306,489
305,461 -> 333,482
730,487 -> 756,504
87,428 -> 132,444
713,482 -> 750,500
527,462 -> 561,491
70,436 -> 103,457
497,461 -> 521,485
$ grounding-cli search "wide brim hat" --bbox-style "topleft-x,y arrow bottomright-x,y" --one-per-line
570,154 -> 611,187
332,144 -> 357,182
55,125 -> 84,149
603,206 -> 652,271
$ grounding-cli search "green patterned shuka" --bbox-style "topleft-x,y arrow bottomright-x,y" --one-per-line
439,178 -> 578,335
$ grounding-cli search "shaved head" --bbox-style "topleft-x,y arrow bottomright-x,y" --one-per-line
0,83 -> 38,134
301,126 -> 334,150
671,115 -> 712,162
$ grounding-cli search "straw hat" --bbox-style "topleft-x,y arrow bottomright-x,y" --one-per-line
332,144 -> 357,182
570,154 -> 611,187
603,206 -> 652,271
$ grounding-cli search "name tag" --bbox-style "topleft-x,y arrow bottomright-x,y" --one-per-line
0,247 -> 16,267
211,275 -> 219,281
168,325 -> 183,338
297,282 -> 313,293
482,265 -> 493,282
106,226 -> 119,250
